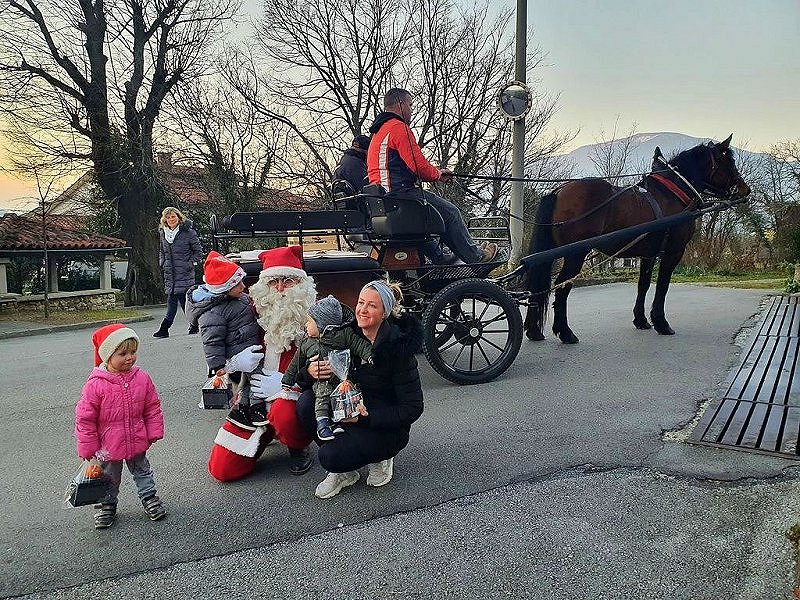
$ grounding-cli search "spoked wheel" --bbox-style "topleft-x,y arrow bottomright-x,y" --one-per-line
422,278 -> 523,385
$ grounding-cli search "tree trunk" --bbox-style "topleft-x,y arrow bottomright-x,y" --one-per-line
118,177 -> 164,306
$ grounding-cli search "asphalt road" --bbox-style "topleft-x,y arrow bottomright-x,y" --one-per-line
2,283 -> 798,599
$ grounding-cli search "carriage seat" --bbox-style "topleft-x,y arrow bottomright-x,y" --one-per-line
359,184 -> 445,239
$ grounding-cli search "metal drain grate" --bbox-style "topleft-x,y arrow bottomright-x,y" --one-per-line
689,296 -> 800,459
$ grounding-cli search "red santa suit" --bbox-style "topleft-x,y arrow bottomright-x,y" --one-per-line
208,246 -> 315,482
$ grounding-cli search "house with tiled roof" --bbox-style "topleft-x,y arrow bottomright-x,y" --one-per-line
0,212 -> 127,311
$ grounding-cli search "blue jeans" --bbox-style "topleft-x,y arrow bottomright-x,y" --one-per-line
100,453 -> 157,505
419,191 -> 483,263
163,292 -> 186,326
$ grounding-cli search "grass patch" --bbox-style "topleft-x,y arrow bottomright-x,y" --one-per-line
0,308 -> 146,325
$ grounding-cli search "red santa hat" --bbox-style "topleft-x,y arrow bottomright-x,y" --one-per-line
203,251 -> 246,294
257,245 -> 307,280
92,323 -> 139,367
208,420 -> 274,482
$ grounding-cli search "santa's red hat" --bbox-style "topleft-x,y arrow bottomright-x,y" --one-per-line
92,323 -> 139,367
203,251 -> 245,294
208,420 -> 274,482
257,245 -> 306,280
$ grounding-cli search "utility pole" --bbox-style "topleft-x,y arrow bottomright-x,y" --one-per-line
509,0 -> 527,263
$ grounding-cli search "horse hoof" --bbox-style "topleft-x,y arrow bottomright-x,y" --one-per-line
654,323 -> 675,335
526,329 -> 545,341
633,319 -> 652,330
559,332 -> 580,344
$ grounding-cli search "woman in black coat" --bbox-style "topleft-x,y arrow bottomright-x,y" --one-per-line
295,280 -> 424,499
153,206 -> 203,338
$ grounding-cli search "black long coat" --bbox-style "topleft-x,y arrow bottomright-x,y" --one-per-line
158,221 -> 203,295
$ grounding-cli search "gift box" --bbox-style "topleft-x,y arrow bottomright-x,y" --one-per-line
202,375 -> 233,409
63,462 -> 110,508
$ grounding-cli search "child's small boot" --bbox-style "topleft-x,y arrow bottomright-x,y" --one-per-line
316,417 -> 335,441
142,495 -> 166,521
226,405 -> 256,431
250,402 -> 269,427
94,503 -> 117,529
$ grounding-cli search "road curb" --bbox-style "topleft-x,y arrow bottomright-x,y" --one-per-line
0,314 -> 155,340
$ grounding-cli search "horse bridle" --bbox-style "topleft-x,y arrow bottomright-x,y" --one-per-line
701,142 -> 744,199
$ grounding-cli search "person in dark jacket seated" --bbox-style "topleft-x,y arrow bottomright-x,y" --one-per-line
332,135 -> 370,195
296,280 -> 424,498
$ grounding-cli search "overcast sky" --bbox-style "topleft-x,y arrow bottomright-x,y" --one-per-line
1,0 -> 797,206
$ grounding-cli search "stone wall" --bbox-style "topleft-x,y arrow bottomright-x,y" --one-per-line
0,289 -> 118,313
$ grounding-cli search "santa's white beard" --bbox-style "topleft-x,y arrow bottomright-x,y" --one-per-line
250,275 -> 316,353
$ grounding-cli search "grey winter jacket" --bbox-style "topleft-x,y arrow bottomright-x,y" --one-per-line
186,286 -> 262,372
158,221 -> 203,295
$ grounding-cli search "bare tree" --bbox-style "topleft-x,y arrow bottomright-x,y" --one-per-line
0,0 -> 237,304
587,117 -> 643,183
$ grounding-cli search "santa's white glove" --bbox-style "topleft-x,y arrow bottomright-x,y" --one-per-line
225,345 -> 264,374
250,371 -> 284,401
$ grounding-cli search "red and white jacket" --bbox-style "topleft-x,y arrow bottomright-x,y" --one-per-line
367,112 -> 442,192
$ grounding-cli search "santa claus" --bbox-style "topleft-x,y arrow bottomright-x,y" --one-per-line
208,245 -> 316,482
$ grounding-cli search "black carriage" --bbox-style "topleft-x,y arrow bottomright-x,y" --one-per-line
211,185 -> 525,386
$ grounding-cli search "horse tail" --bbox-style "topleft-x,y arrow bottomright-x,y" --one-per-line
523,191 -> 558,340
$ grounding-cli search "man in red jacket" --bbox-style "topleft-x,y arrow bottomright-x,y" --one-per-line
367,88 -> 498,264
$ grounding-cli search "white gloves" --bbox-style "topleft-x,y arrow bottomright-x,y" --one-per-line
250,371 -> 284,401
225,345 -> 264,374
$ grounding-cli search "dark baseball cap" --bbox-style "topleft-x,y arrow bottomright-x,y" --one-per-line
353,135 -> 371,150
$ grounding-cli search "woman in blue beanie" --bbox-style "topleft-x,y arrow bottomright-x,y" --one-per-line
296,280 -> 424,498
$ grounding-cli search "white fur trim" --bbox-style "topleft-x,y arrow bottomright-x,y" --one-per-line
213,425 -> 267,458
97,327 -> 139,363
260,266 -> 307,280
205,267 -> 245,294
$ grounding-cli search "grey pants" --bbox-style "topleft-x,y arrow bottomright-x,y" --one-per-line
100,453 -> 157,505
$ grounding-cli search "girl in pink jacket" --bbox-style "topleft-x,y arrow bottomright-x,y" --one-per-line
75,324 -> 166,529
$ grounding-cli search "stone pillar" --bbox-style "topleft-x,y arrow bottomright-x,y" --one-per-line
47,255 -> 59,293
101,255 -> 114,290
0,258 -> 9,295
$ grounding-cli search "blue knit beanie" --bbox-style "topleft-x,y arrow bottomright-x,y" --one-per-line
308,295 -> 343,332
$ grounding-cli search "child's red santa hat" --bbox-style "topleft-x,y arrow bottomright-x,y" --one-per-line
257,245 -> 306,280
203,251 -> 246,294
92,323 -> 139,367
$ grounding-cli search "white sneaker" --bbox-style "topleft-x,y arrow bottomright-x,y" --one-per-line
366,458 -> 394,487
314,471 -> 360,499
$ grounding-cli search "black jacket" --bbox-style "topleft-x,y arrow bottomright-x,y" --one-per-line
349,313 -> 424,432
332,148 -> 368,193
158,221 -> 203,295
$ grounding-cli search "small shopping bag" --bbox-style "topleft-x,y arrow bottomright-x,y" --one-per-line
328,350 -> 364,421
63,460 -> 110,508
201,374 -> 233,409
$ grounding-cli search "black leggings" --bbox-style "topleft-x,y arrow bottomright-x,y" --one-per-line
296,389 -> 410,473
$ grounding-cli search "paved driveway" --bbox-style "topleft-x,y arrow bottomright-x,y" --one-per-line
2,283 -> 798,599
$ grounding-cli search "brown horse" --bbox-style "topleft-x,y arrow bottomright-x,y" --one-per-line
523,134 -> 751,344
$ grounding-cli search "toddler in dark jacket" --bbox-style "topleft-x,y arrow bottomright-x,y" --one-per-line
282,295 -> 373,441
187,251 -> 265,431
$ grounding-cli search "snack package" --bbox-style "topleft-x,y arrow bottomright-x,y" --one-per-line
328,349 -> 364,421
63,459 -> 110,508
201,374 -> 233,409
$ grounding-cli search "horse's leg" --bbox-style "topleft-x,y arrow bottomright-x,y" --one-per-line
524,298 -> 546,341
551,253 -> 587,344
633,257 -> 655,330
650,248 -> 683,335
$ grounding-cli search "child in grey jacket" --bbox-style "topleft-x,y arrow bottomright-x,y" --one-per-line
187,251 -> 265,431
282,295 -> 373,441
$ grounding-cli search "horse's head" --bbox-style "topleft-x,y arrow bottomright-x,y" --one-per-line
670,134 -> 751,201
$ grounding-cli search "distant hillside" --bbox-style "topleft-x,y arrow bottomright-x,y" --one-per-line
561,132 -> 760,177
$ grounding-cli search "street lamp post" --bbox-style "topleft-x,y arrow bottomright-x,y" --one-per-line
509,0 -> 527,263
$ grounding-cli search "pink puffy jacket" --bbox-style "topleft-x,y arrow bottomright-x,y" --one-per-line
75,365 -> 164,461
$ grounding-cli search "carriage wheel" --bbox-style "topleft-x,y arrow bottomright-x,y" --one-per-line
422,278 -> 523,385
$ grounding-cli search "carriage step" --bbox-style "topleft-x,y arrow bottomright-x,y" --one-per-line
689,295 -> 800,459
